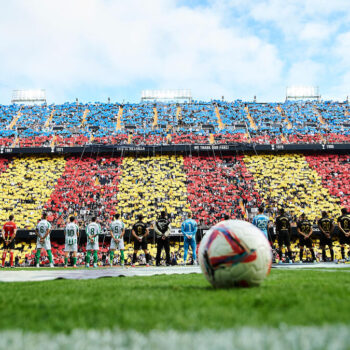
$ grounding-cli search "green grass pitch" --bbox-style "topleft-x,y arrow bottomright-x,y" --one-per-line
0,268 -> 350,333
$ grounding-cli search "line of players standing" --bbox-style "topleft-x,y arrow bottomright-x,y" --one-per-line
3,206 -> 349,267
252,207 -> 350,263
0,211 -> 199,268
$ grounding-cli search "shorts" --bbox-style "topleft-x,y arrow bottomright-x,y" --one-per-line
134,238 -> 148,251
86,241 -> 99,251
65,243 -> 78,252
319,235 -> 333,247
277,230 -> 290,247
2,239 -> 15,250
36,237 -> 51,250
110,238 -> 124,250
339,232 -> 350,245
299,236 -> 313,248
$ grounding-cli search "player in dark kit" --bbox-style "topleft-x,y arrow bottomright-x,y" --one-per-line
275,208 -> 293,263
154,211 -> 171,266
297,213 -> 316,263
1,214 -> 17,268
337,208 -> 350,261
318,211 -> 334,262
131,214 -> 150,267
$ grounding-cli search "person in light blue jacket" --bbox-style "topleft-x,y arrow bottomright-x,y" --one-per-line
181,212 -> 198,265
252,206 -> 270,239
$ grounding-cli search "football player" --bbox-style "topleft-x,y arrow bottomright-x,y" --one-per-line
297,213 -> 316,263
275,208 -> 293,263
154,211 -> 171,266
131,214 -> 150,267
109,214 -> 125,266
85,217 -> 101,268
318,211 -> 334,262
1,214 -> 17,268
35,213 -> 54,267
337,208 -> 350,261
64,216 -> 79,268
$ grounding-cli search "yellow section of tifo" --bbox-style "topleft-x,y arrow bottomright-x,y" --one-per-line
0,156 -> 66,229
117,155 -> 191,228
244,153 -> 341,220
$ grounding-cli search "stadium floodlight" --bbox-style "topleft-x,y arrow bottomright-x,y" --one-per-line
11,89 -> 47,104
286,86 -> 320,101
141,89 -> 192,102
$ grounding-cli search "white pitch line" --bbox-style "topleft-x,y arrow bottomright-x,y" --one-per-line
0,325 -> 349,350
0,266 -> 201,283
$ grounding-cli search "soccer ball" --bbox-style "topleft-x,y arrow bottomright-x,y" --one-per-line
198,220 -> 272,288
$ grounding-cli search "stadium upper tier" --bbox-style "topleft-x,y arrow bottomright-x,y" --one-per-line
0,100 -> 349,147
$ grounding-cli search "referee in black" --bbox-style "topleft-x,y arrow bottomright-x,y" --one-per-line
275,208 -> 293,263
154,211 -> 171,266
131,214 -> 150,267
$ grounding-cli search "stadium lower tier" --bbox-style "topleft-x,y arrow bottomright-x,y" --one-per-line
0,153 -> 348,230
1,237 -> 349,267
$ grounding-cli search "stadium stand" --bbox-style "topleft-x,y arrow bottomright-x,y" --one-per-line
243,153 -> 341,221
0,151 -> 349,265
44,156 -> 122,229
306,154 -> 350,209
0,156 -> 66,229
117,155 -> 190,228
0,100 -> 349,147
183,155 -> 260,225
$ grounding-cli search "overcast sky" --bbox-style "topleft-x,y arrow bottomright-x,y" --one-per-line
0,0 -> 350,104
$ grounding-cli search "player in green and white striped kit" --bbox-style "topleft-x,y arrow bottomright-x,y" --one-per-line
35,213 -> 54,267
85,217 -> 101,268
109,213 -> 125,266
64,216 -> 79,268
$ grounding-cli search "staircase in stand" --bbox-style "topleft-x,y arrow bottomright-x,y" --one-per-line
116,106 -> 123,131
313,107 -> 326,125
80,109 -> 89,127
44,109 -> 55,128
152,107 -> 158,130
9,109 -> 22,130
276,106 -> 292,130
215,106 -> 224,130
244,106 -> 257,130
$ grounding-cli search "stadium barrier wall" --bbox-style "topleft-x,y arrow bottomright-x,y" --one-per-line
0,143 -> 349,156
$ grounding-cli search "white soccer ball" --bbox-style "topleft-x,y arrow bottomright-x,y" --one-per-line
198,220 -> 272,288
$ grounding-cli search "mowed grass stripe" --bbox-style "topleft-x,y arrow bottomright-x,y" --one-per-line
1,325 -> 350,350
0,270 -> 349,333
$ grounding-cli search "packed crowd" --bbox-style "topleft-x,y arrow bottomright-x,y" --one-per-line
0,100 -> 349,147
0,153 -> 347,232
244,153 -> 342,221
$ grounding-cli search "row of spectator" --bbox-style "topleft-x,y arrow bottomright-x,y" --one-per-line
0,100 -> 349,147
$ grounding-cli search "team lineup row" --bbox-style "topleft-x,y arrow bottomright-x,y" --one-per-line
1,211 -> 199,268
2,207 -> 350,267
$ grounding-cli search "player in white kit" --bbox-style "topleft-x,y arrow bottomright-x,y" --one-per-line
35,213 -> 54,267
85,217 -> 101,268
64,216 -> 79,268
109,213 -> 125,266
